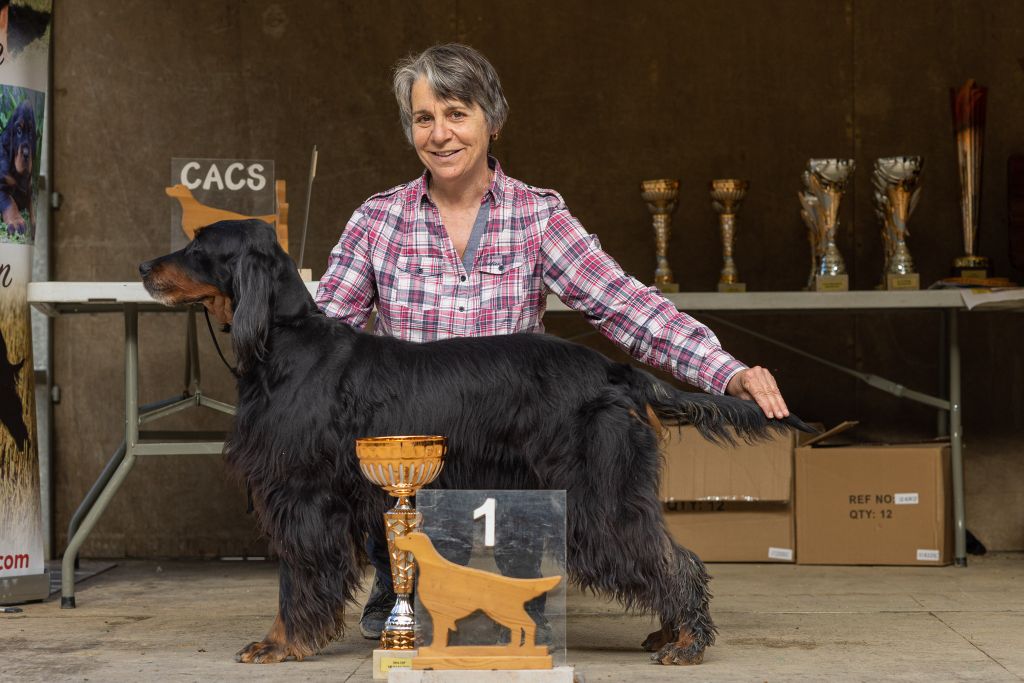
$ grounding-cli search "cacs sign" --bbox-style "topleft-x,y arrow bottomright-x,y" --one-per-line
178,161 -> 268,192
168,158 -> 275,250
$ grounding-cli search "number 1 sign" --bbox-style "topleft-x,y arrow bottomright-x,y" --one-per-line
415,490 -> 567,665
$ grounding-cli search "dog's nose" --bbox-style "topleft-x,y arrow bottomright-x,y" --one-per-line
139,261 -> 152,278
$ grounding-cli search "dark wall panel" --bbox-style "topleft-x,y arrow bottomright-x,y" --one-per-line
51,0 -> 1024,555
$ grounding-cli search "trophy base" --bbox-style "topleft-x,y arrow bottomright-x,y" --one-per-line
952,255 -> 992,279
885,273 -> 920,290
813,274 -> 849,292
413,645 -> 552,671
655,281 -> 680,293
392,666 -> 576,682
373,648 -> 418,680
717,281 -> 746,293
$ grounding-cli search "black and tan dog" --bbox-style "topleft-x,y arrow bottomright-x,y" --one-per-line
140,220 -> 810,666
0,99 -> 36,238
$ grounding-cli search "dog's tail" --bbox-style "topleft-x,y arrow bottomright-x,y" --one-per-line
636,373 -> 813,445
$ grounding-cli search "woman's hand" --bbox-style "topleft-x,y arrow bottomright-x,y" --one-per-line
726,366 -> 789,419
203,295 -> 233,326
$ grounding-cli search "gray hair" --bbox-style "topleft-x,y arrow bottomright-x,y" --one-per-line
393,43 -> 509,145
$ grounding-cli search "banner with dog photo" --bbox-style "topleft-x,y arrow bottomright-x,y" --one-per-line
0,0 -> 50,588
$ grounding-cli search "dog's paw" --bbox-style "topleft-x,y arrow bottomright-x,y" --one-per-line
235,639 -> 303,664
641,625 -> 675,652
652,639 -> 705,665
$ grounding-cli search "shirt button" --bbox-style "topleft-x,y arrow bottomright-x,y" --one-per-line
416,267 -> 423,274
458,306 -> 465,312
460,275 -> 467,282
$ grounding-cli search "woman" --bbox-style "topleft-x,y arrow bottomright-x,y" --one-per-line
308,43 -> 790,639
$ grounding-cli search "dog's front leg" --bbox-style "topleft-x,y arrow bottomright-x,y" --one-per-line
235,484 -> 362,663
236,563 -> 316,663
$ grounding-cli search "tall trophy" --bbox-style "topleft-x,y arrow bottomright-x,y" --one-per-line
798,171 -> 821,291
950,79 -> 990,278
710,179 -> 748,292
873,157 -> 923,290
355,435 -> 447,671
799,159 -> 855,291
640,179 -> 680,293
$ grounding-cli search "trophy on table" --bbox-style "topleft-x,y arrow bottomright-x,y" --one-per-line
950,79 -> 990,278
640,179 -> 681,293
873,156 -> 923,290
710,179 -> 749,292
799,159 -> 855,291
355,435 -> 447,673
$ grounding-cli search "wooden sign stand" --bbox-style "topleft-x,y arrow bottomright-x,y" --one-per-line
392,532 -> 561,671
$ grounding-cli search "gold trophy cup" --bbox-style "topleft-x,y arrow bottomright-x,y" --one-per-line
640,179 -> 681,293
355,435 -> 447,655
710,179 -> 749,292
950,79 -> 990,278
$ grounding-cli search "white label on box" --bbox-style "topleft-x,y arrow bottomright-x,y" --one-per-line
894,492 -> 919,505
916,549 -> 941,561
768,547 -> 794,561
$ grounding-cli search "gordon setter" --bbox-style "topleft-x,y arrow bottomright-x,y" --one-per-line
0,99 -> 36,238
139,220 -> 809,666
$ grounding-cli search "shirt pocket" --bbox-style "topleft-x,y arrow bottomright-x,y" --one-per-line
477,253 -> 527,310
391,255 -> 448,310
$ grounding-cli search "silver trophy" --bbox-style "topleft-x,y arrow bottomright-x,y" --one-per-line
873,157 -> 923,288
800,159 -> 855,289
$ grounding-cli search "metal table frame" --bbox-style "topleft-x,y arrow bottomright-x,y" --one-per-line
28,283 -> 1024,606
549,288 -> 1024,567
29,283 -> 237,607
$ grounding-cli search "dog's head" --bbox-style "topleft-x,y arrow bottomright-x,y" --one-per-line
139,219 -> 304,374
5,100 -> 36,178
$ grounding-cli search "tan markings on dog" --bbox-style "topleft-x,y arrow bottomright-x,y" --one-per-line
235,612 -> 314,663
641,623 -> 675,652
148,262 -> 224,305
630,404 -> 668,439
645,403 -> 667,438
656,630 -> 703,665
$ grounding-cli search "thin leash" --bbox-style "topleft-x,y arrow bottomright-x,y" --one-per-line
202,307 -> 238,377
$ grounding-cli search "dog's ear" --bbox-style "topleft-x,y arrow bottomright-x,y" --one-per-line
231,243 -> 274,375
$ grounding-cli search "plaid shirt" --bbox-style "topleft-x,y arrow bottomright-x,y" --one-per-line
315,159 -> 746,394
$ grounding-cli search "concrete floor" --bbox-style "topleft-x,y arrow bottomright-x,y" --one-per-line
4,555 -> 1024,682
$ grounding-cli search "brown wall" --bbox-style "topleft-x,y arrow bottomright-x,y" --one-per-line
51,0 -> 1024,556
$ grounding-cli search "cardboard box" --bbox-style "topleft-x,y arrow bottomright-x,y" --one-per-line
795,426 -> 952,565
663,502 -> 795,563
659,426 -> 794,502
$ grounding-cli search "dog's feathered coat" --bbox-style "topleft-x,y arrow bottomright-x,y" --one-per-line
139,220 -> 809,665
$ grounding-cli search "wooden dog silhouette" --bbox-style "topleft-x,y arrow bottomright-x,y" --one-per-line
165,184 -> 277,242
394,532 -> 561,668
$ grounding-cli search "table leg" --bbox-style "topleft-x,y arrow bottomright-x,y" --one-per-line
947,310 -> 966,567
60,305 -> 142,607
937,314 -> 949,437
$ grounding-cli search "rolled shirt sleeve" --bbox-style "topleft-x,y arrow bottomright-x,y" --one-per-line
541,207 -> 747,394
315,210 -> 377,328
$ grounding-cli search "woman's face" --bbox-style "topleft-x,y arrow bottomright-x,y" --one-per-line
411,77 -> 492,188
